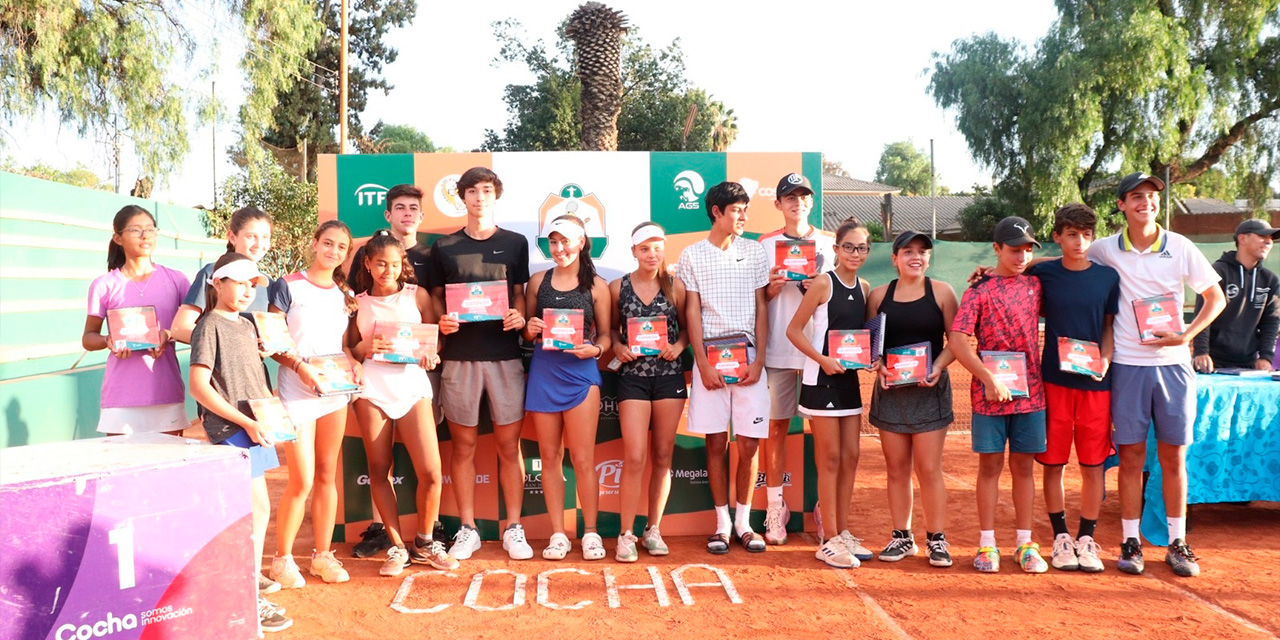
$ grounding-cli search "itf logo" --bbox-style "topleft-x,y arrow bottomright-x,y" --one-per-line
355,183 -> 388,207
673,170 -> 705,209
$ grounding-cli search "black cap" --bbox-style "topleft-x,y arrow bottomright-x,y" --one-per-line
892,230 -> 933,252
776,173 -> 814,198
1117,172 -> 1166,199
993,216 -> 1041,248
1235,218 -> 1280,239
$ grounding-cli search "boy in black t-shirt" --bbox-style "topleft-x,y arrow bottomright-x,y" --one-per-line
1029,204 -> 1120,573
427,167 -> 534,562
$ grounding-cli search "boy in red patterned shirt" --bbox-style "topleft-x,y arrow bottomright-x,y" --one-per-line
949,216 -> 1048,574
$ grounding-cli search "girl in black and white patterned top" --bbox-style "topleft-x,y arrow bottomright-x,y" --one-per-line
608,222 -> 688,562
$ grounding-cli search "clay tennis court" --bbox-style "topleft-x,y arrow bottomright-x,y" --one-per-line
248,363 -> 1280,639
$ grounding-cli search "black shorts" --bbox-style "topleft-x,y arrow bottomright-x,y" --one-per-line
617,373 -> 688,402
799,384 -> 863,417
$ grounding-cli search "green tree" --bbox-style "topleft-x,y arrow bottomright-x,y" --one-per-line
360,122 -> 449,154
262,0 -> 416,179
929,0 -> 1280,231
482,19 -> 736,152
874,141 -> 939,196
210,159 -> 318,276
1,158 -> 110,191
1,0 -> 320,178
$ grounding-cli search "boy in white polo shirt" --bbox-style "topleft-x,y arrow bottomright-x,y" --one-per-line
677,181 -> 772,555
757,172 -> 837,547
1087,172 -> 1224,577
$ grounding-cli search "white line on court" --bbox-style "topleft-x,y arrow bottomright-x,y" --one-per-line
801,533 -> 915,640
1144,574 -> 1278,639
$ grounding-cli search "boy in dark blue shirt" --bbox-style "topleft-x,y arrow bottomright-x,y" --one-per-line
1029,204 -> 1120,573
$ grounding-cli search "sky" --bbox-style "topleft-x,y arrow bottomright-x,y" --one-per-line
1,0 -> 1061,207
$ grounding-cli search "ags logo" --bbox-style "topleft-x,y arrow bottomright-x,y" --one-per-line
673,170 -> 705,209
538,183 -> 609,259
434,174 -> 466,218
596,459 -> 624,490
355,183 -> 389,207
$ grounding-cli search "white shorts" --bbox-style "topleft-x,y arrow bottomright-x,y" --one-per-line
765,367 -> 809,421
688,349 -> 769,439
97,403 -> 189,435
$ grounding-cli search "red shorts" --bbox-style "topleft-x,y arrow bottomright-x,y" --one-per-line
1036,382 -> 1113,467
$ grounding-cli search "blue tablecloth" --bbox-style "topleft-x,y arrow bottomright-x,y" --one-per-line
1141,374 -> 1280,545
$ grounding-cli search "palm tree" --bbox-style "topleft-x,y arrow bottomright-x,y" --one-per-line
709,100 -> 738,152
564,2 -> 629,151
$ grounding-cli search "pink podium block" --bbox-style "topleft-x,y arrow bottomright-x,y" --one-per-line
1,435 -> 256,640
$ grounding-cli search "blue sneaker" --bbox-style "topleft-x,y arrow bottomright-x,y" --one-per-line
1118,537 -> 1145,575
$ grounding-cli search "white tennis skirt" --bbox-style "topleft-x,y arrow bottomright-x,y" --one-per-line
97,402 -> 190,435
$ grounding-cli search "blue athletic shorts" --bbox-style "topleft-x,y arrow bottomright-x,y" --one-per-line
971,411 -> 1047,454
220,429 -> 280,478
1110,363 -> 1195,446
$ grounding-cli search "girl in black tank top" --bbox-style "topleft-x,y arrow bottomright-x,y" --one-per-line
863,232 -> 960,568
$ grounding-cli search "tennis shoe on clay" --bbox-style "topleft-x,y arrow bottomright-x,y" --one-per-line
269,555 -> 305,590
1051,533 -> 1079,571
310,550 -> 350,583
764,502 -> 790,545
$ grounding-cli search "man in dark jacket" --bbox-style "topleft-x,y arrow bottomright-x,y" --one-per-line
1193,219 -> 1280,372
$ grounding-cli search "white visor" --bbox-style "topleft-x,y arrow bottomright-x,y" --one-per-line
208,259 -> 268,287
631,224 -> 665,245
546,218 -> 586,241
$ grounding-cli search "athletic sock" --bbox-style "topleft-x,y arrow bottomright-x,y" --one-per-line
1077,518 -> 1097,540
734,502 -> 752,535
415,533 -> 431,547
1121,518 -> 1140,541
767,486 -> 784,509
1048,511 -> 1068,537
715,505 -> 732,537
1016,529 -> 1032,546
1167,516 -> 1186,541
979,530 -> 996,548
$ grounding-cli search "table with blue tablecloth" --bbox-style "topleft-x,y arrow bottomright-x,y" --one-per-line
1141,374 -> 1280,545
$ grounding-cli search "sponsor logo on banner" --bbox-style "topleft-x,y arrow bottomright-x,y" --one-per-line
755,471 -> 792,489
434,174 -> 467,218
673,170 -> 705,209
336,153 -> 415,237
596,459 -> 624,492
537,183 -> 609,259
355,182 -> 389,207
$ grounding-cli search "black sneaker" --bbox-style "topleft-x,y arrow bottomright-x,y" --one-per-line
1165,538 -> 1200,577
878,530 -> 918,562
1118,537 -> 1145,575
433,520 -> 447,543
926,532 -> 953,568
352,522 -> 391,558
258,597 -> 293,633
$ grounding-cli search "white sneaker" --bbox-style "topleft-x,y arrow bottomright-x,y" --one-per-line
616,531 -> 639,563
816,536 -> 857,569
543,532 -> 571,560
269,555 -> 305,590
1051,533 -> 1079,571
1075,535 -> 1104,573
449,524 -> 482,561
764,502 -> 790,545
582,532 -> 606,561
502,523 -> 534,560
840,530 -> 875,561
309,550 -> 350,583
642,526 -> 669,556
380,545 -> 410,577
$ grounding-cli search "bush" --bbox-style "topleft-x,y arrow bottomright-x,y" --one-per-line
206,160 -> 318,277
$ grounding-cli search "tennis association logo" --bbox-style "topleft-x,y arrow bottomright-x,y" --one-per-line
469,284 -> 484,298
998,360 -> 1011,371
641,320 -> 654,333
355,183 -> 388,207
719,348 -> 734,361
842,334 -> 857,345
673,170 -> 705,209
433,174 -> 466,218
537,183 -> 608,259
1150,302 -> 1163,313
1072,343 -> 1085,353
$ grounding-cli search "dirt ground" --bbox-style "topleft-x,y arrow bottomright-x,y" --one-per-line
256,424 -> 1280,640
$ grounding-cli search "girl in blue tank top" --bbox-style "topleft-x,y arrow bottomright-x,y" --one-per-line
522,215 -> 612,562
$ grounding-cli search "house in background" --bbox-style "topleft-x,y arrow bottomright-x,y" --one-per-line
820,174 -> 972,240
1170,198 -> 1280,242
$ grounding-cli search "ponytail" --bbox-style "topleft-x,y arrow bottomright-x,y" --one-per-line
349,229 -> 408,295
107,205 -> 155,271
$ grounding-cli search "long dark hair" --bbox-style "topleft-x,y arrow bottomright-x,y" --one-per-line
549,215 -> 597,292
629,221 -> 673,301
312,219 -> 357,314
199,252 -> 251,320
226,206 -> 272,252
107,205 -> 156,271
350,230 -> 410,295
